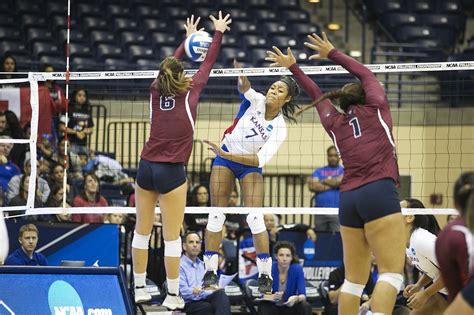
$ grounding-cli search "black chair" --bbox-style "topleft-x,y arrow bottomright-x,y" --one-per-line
128,45 -> 154,62
142,19 -> 169,34
367,0 -> 405,15
32,41 -> 60,59
1,41 -> 26,56
221,48 -> 249,65
275,0 -> 300,9
163,6 -> 188,19
157,46 -> 176,59
104,58 -> 130,71
273,35 -> 298,48
21,14 -> 48,29
26,28 -> 53,44
381,12 -> 419,29
221,8 -> 249,21
242,35 -> 268,49
439,1 -> 464,14
121,32 -> 147,48
106,4 -> 131,18
283,10 -> 310,23
135,5 -> 160,19
38,56 -> 65,69
76,3 -> 101,17
16,1 -> 41,14
250,48 -> 269,66
69,43 -> 94,58
90,30 -> 116,46
70,57 -> 97,71
222,34 -> 240,48
150,32 -> 177,47
46,2 -> 66,17
252,9 -> 279,22
407,0 -> 434,14
96,44 -> 124,61
219,0 -> 241,8
190,0 -> 214,7
247,0 -> 271,9
291,23 -> 320,38
83,16 -> 108,31
262,22 -> 288,36
232,21 -> 258,35
420,14 -> 465,33
58,29 -> 87,45
114,18 -> 139,32
0,13 -> 16,27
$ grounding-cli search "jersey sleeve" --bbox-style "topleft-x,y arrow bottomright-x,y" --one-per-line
190,31 -> 223,95
289,63 -> 339,131
312,168 -> 321,180
256,120 -> 287,168
328,49 -> 387,108
243,88 -> 265,111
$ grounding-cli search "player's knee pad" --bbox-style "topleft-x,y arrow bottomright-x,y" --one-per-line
340,279 -> 365,297
246,213 -> 266,234
164,237 -> 182,257
206,212 -> 226,233
132,231 -> 151,250
377,272 -> 404,292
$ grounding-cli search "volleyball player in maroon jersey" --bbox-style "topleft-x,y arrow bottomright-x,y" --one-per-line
436,172 -> 474,313
131,13 -> 231,310
266,33 -> 405,315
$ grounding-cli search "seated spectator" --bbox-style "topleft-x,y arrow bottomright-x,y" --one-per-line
446,214 -> 459,223
180,231 -> 231,315
104,213 -> 125,225
71,173 -> 107,224
0,136 -> 20,192
2,111 -> 28,170
37,133 -> 55,161
52,138 -> 83,181
185,184 -> 211,233
4,223 -> 48,266
258,241 -> 311,315
325,262 -> 375,315
58,88 -> 94,155
8,174 -> 44,209
47,162 -> 75,204
7,158 -> 50,204
80,150 -> 134,185
45,184 -> 71,222
0,53 -> 17,87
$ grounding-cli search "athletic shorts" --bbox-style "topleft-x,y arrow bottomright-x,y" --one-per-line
461,279 -> 474,307
136,159 -> 186,194
212,144 -> 262,180
339,178 -> 401,228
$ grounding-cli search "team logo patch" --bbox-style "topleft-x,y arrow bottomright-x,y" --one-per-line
266,125 -> 273,132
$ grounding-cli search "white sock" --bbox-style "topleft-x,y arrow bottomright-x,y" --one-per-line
256,256 -> 272,278
203,253 -> 219,271
134,272 -> 146,287
167,277 -> 179,295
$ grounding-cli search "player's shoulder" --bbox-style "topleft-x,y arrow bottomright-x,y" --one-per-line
412,228 -> 436,248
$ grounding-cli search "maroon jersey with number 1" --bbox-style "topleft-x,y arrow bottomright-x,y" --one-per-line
141,31 -> 223,164
290,49 -> 399,192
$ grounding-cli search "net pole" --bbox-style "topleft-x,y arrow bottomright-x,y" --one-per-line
62,0 -> 72,209
26,73 -> 39,210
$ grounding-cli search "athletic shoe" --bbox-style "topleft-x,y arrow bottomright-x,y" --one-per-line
202,270 -> 218,289
258,274 -> 273,294
162,293 -> 185,310
134,286 -> 152,304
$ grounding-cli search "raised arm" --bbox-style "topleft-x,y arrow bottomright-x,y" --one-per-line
174,15 -> 203,60
234,59 -> 250,93
306,32 -> 385,106
192,11 -> 232,91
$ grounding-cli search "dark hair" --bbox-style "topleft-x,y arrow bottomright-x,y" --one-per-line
1,53 -> 17,72
312,83 -> 366,113
453,172 -> 474,233
274,240 -> 299,264
80,173 -> 101,202
278,76 -> 301,124
327,145 -> 337,154
19,174 -> 31,198
404,198 -> 441,236
183,230 -> 201,243
189,184 -> 210,207
1,110 -> 23,139
46,184 -> 63,207
71,88 -> 90,110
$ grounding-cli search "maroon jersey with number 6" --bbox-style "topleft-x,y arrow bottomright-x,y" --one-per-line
141,31 -> 223,164
290,49 -> 399,191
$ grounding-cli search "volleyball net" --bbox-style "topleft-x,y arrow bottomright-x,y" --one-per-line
1,60 -> 473,221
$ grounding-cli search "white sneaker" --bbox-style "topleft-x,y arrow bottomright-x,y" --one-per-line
134,286 -> 152,304
162,293 -> 185,310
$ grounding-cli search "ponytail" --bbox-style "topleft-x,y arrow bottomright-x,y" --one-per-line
312,89 -> 345,108
312,83 -> 365,112
454,172 -> 474,233
465,190 -> 474,234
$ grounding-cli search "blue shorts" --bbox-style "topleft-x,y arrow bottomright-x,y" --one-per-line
462,279 -> 474,307
339,178 -> 401,228
212,145 -> 262,179
136,159 -> 186,194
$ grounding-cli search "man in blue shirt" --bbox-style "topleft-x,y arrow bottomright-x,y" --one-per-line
179,231 -> 230,315
5,223 -> 48,266
307,146 -> 344,232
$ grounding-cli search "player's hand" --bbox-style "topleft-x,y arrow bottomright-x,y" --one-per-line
304,32 -> 335,60
407,291 -> 429,309
403,284 -> 420,298
210,11 -> 232,33
306,228 -> 317,242
265,46 -> 296,68
273,291 -> 284,301
184,15 -> 204,37
204,140 -> 222,156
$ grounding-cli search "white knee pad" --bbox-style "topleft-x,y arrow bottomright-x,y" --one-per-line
378,272 -> 404,292
206,212 -> 226,233
246,213 -> 266,234
164,237 -> 182,257
340,279 -> 365,297
132,231 -> 151,250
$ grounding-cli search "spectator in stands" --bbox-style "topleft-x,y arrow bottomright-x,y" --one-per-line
4,223 -> 48,266
7,157 -> 50,204
38,133 -> 54,161
307,145 -> 343,233
47,163 -> 75,204
185,184 -> 211,233
41,64 -> 67,115
8,174 -> 44,209
53,138 -> 83,181
1,111 -> 27,169
180,231 -> 231,315
325,262 -> 375,315
45,185 -> 72,222
80,150 -> 134,185
59,88 -> 94,155
71,173 -> 107,223
0,53 -> 17,88
0,136 -> 20,193
104,213 -> 125,224
258,241 -> 311,315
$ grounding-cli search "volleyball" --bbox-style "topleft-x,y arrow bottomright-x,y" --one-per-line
184,31 -> 213,62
